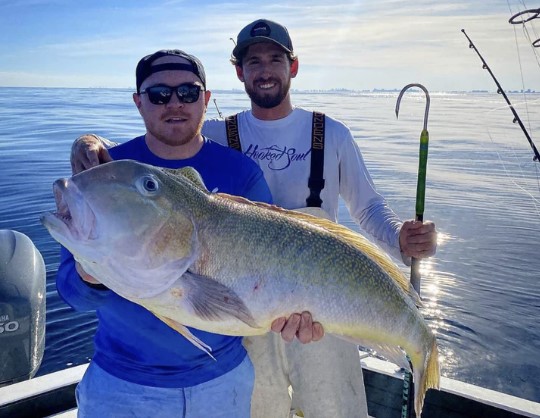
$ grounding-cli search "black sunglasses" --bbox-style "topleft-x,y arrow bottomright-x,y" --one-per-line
139,83 -> 204,105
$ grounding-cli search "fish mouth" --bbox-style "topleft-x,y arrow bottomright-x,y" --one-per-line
41,178 -> 97,243
54,180 -> 72,224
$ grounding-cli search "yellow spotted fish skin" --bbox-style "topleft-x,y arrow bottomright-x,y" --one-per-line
41,160 -> 439,417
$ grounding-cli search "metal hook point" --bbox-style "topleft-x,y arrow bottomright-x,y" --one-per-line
395,83 -> 430,131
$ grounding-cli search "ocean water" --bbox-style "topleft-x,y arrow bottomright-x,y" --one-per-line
0,87 -> 539,403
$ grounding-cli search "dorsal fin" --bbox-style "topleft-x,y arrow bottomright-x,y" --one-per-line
162,166 -> 209,192
217,193 -> 421,306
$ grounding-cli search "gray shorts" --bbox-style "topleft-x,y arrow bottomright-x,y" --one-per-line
76,356 -> 254,418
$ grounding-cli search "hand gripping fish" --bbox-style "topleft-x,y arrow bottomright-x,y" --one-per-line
41,159 -> 439,417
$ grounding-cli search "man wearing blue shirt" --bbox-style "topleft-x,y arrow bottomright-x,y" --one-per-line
58,49 -> 319,418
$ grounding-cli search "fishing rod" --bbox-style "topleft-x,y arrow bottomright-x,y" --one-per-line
461,29 -> 540,162
213,98 -> 223,119
207,37 -> 236,120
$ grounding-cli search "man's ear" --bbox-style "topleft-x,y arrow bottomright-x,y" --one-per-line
235,65 -> 245,82
133,92 -> 142,109
291,58 -> 299,79
204,90 -> 212,107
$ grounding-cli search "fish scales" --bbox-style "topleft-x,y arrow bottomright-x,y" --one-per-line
41,159 -> 440,417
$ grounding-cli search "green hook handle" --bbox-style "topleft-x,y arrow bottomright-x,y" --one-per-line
395,84 -> 430,295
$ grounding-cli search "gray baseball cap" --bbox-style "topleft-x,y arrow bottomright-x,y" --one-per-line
232,19 -> 293,60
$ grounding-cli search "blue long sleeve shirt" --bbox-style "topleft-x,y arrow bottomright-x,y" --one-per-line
56,135 -> 272,387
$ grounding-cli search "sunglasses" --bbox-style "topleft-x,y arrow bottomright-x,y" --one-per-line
139,83 -> 204,105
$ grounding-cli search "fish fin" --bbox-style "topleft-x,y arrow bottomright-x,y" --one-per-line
370,344 -> 410,371
182,271 -> 260,329
217,193 -> 267,206
339,332 -> 440,417
337,335 -> 411,371
293,206 -> 333,220
216,195 -> 420,305
153,314 -> 216,360
161,166 -> 209,192
413,337 -> 440,417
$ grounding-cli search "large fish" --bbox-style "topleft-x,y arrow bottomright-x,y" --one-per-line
41,159 -> 439,416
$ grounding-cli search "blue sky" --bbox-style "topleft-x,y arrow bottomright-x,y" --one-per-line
1,0 -> 539,91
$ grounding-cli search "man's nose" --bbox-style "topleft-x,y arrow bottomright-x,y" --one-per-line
166,92 -> 185,108
258,63 -> 272,78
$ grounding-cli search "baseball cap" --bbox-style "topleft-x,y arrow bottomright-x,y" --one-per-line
135,49 -> 206,93
232,19 -> 293,60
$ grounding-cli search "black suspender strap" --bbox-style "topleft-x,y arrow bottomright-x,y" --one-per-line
306,111 -> 326,208
226,111 -> 324,207
225,114 -> 242,152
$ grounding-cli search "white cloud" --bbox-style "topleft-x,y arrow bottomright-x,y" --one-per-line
0,0 -> 539,91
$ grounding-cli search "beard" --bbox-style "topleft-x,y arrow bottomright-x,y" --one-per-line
245,78 -> 291,109
147,113 -> 205,147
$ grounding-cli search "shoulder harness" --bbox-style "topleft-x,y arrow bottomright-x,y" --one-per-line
225,111 -> 326,207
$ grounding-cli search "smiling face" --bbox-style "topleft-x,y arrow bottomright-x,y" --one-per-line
133,56 -> 211,159
236,42 -> 298,119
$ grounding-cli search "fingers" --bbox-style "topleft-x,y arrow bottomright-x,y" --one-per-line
70,138 -> 96,174
71,150 -> 98,175
98,147 -> 113,164
400,220 -> 438,258
70,134 -> 109,174
312,322 -> 325,342
296,311 -> 313,344
277,313 -> 301,342
272,311 -> 325,343
75,262 -> 101,284
297,312 -> 325,342
270,317 -> 287,333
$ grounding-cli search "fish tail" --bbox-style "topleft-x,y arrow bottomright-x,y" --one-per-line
414,337 -> 440,417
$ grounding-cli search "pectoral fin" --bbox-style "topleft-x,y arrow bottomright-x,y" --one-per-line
182,271 -> 259,329
154,314 -> 216,360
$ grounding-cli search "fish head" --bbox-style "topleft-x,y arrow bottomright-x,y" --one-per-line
41,159 -> 199,298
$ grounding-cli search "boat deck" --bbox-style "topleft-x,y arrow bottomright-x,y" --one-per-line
1,353 -> 539,418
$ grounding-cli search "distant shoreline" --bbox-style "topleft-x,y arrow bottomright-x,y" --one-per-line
0,86 -> 538,94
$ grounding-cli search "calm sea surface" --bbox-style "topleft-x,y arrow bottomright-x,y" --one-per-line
1,87 -> 539,403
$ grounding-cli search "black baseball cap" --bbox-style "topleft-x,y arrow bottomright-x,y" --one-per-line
232,19 -> 293,61
135,49 -> 206,93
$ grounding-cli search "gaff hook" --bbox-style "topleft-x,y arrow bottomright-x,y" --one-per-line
395,83 -> 430,131
395,83 -> 431,296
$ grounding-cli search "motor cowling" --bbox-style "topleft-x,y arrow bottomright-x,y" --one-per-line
0,229 -> 46,387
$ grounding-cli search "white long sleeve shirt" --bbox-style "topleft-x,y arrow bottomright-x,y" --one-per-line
202,107 -> 404,262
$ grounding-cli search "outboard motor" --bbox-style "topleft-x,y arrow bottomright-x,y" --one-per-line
0,229 -> 46,386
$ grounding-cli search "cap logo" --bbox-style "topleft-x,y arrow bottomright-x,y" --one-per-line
250,22 -> 271,37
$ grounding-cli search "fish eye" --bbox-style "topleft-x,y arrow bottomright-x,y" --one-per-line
137,175 -> 160,196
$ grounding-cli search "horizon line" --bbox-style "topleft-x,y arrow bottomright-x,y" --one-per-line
0,86 -> 538,94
